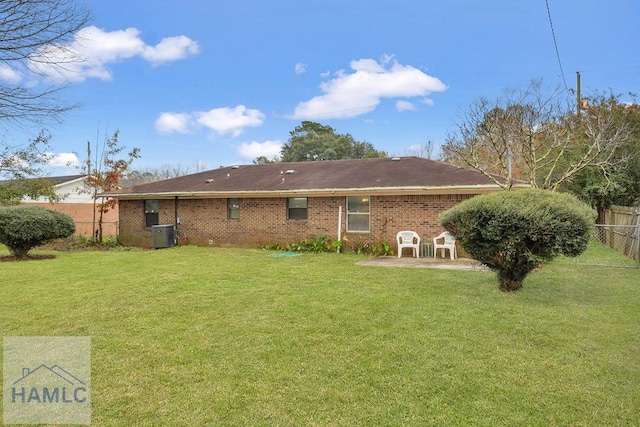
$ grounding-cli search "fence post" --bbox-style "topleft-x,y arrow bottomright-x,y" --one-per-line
634,209 -> 640,262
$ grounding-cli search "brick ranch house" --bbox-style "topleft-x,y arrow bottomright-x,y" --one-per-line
110,157 -> 526,250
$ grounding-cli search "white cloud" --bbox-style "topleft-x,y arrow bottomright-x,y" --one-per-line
156,105 -> 265,137
396,100 -> 416,112
237,140 -> 283,160
46,152 -> 80,168
0,64 -> 23,84
289,56 -> 447,119
28,25 -> 200,83
195,106 -> 265,137
380,53 -> 396,64
294,62 -> 307,75
351,58 -> 386,73
155,113 -> 193,135
142,35 -> 200,66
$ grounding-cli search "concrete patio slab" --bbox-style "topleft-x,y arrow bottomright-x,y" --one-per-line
356,256 -> 491,271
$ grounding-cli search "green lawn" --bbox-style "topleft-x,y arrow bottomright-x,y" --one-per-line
1,244 -> 639,426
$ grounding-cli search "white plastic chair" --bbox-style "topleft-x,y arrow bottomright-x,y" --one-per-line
396,231 -> 420,258
433,231 -> 457,260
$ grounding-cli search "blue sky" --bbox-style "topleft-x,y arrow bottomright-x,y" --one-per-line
4,0 -> 639,174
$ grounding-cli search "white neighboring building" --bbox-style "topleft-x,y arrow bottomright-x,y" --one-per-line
20,175 -> 119,236
22,175 -> 91,203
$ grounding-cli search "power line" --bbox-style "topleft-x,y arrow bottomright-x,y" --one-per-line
545,0 -> 569,92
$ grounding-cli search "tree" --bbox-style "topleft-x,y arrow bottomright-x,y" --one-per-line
441,80 -> 634,191
405,140 -> 435,159
279,121 -> 386,162
0,1 -> 90,204
0,205 -> 75,259
439,189 -> 595,292
0,0 -> 90,127
0,130 -> 59,205
567,96 -> 640,209
0,177 -> 57,206
253,156 -> 277,164
122,161 -> 206,187
84,131 -> 140,242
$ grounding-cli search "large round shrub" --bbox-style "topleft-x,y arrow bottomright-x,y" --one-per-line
439,189 -> 596,292
0,206 -> 76,259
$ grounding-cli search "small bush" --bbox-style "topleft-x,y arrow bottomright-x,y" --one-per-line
348,241 -> 394,256
349,241 -> 371,255
46,234 -> 123,252
0,206 -> 76,259
371,241 -> 395,256
264,236 -> 394,256
264,235 -> 344,253
288,235 -> 335,253
440,189 -> 595,292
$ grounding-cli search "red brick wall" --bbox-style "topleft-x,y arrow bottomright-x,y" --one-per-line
24,202 -> 119,236
118,194 -> 476,250
118,199 -> 152,247
368,194 -> 473,245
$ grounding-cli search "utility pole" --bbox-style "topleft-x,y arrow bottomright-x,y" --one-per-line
87,140 -> 97,241
506,139 -> 513,190
576,71 -> 581,116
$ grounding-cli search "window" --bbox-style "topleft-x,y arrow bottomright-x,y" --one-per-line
228,198 -> 240,219
288,197 -> 307,220
347,196 -> 370,232
144,200 -> 159,227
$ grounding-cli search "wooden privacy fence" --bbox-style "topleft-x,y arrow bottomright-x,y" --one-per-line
598,205 -> 640,261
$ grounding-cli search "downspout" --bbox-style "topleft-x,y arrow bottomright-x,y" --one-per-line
337,205 -> 342,253
174,196 -> 179,246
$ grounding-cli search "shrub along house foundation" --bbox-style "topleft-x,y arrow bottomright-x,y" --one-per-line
109,157 -> 523,251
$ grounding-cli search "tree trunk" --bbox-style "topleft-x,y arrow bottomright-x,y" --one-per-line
92,192 -> 97,242
497,270 -> 525,292
10,247 -> 30,260
498,276 -> 524,292
98,197 -> 104,243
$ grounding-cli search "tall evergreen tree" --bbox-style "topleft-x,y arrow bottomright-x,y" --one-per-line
279,121 -> 386,162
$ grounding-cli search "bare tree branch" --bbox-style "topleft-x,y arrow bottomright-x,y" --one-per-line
0,0 -> 90,128
441,80 -> 633,191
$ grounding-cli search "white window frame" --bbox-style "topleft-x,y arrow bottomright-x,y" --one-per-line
346,196 -> 370,233
287,197 -> 308,220
227,198 -> 240,219
144,199 -> 159,227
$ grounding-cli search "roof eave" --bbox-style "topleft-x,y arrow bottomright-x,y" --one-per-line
108,183 -> 526,200
53,176 -> 87,188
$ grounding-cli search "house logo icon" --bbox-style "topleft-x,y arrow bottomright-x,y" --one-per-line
11,364 -> 88,404
3,336 -> 91,425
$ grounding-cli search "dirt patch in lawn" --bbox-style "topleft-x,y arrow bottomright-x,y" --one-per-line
0,254 -> 56,262
356,256 -> 491,271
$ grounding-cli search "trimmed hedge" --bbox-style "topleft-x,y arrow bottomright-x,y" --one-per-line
0,206 -> 76,259
439,189 -> 596,292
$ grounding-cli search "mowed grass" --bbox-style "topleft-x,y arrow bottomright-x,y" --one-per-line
1,244 -> 639,426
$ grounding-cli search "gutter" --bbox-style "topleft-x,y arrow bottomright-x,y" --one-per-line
106,183 -> 529,200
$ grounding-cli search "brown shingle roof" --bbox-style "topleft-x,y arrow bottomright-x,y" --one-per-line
111,157 -> 524,199
0,174 -> 85,187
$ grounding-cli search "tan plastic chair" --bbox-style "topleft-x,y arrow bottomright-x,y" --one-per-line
433,231 -> 457,259
396,231 -> 420,258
